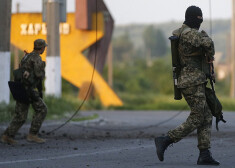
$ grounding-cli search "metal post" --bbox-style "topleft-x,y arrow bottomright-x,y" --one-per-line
230,0 -> 235,98
0,0 -> 12,104
16,2 -> 20,12
14,2 -> 20,70
107,43 -> 113,87
14,47 -> 19,70
45,0 -> 61,97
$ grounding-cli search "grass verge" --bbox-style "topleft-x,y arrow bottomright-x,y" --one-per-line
71,114 -> 99,122
0,94 -> 103,122
1,93 -> 235,123
110,93 -> 235,111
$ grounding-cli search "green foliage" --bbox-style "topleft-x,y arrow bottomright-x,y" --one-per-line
145,56 -> 173,94
0,95 -> 103,122
112,55 -> 173,95
62,78 -> 78,97
155,29 -> 168,56
113,33 -> 134,63
82,98 -> 103,110
43,95 -> 79,119
109,93 -> 189,110
110,93 -> 235,112
0,102 -> 15,122
143,25 -> 155,49
214,75 -> 230,96
143,26 -> 167,57
220,97 -> 235,111
44,94 -> 103,119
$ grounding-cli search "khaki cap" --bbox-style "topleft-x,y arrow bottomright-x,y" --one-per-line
34,39 -> 48,49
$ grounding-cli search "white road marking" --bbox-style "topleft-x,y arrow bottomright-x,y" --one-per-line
0,144 -> 153,165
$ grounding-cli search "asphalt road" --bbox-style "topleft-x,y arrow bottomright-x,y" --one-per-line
0,111 -> 234,168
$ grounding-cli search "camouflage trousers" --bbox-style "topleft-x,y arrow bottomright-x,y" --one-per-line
4,97 -> 47,137
168,84 -> 213,150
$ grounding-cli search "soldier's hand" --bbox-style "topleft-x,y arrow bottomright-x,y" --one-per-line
23,71 -> 30,79
216,115 -> 226,131
39,92 -> 43,99
208,56 -> 214,63
219,114 -> 226,123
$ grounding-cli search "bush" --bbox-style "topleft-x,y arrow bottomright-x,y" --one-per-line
43,95 -> 79,119
0,95 -> 103,122
0,101 -> 15,122
111,55 -> 173,95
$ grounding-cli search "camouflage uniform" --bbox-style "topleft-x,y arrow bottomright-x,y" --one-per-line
168,24 -> 214,150
4,40 -> 47,137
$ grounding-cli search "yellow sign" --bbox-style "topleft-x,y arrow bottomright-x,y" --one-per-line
20,23 -> 70,35
11,13 -> 123,107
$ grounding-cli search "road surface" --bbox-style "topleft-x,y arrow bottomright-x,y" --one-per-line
0,111 -> 234,168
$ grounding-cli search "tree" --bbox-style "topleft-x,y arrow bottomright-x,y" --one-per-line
155,29 -> 167,56
113,33 -> 133,63
143,26 -> 167,58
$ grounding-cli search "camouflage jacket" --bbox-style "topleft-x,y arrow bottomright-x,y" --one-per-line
172,24 -> 215,88
20,51 -> 46,88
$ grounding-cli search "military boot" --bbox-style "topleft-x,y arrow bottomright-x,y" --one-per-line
197,149 -> 220,166
27,134 -> 46,143
1,135 -> 17,145
154,136 -> 173,161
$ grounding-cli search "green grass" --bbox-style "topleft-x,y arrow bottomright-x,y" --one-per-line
0,94 -> 103,122
43,95 -> 80,120
0,101 -> 15,122
220,97 -> 235,111
110,93 -> 189,110
110,93 -> 235,111
71,114 -> 99,122
1,93 -> 235,123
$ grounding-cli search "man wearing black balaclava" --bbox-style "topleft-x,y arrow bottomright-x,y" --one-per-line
154,6 -> 220,166
184,6 -> 203,29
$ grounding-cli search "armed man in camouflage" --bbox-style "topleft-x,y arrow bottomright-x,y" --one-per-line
154,6 -> 220,165
1,39 -> 48,145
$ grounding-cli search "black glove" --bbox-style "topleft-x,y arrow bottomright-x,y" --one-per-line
37,80 -> 43,99
37,80 -> 43,92
216,114 -> 226,131
39,91 -> 43,99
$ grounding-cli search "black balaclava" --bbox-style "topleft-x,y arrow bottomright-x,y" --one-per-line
183,6 -> 203,29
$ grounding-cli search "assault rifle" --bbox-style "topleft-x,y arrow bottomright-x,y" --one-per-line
208,62 -> 226,131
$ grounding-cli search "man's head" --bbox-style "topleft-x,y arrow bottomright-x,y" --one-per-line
184,6 -> 203,29
34,39 -> 48,54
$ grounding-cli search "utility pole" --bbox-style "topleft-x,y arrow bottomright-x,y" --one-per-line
14,2 -> 20,70
231,0 -> 235,98
0,0 -> 12,104
45,0 -> 62,97
107,43 -> 113,87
